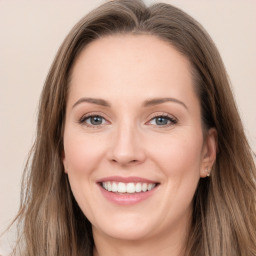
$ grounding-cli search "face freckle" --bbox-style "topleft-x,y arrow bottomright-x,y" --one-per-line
62,34 -> 215,244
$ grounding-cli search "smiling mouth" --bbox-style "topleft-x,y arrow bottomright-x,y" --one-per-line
100,181 -> 159,194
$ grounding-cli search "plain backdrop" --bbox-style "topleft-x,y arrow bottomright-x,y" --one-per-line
0,0 -> 255,253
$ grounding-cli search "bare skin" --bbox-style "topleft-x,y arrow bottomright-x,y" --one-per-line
63,34 -> 217,256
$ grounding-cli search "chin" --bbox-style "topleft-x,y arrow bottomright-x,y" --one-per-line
92,214 -> 155,241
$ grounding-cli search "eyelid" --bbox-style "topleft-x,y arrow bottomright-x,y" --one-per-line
78,112 -> 111,126
146,112 -> 178,126
77,111 -> 177,128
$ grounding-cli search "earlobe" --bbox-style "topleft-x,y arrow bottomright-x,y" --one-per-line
63,162 -> 68,174
204,167 -> 211,177
200,128 -> 218,178
63,165 -> 68,174
62,151 -> 68,173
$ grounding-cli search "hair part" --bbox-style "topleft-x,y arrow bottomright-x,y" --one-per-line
11,0 -> 256,255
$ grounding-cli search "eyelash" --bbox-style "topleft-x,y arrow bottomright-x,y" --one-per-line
147,113 -> 177,127
79,112 -> 108,128
78,112 -> 177,128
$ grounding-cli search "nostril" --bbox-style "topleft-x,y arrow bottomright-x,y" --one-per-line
110,158 -> 139,165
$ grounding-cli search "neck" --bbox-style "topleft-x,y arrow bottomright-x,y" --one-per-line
93,224 -> 188,256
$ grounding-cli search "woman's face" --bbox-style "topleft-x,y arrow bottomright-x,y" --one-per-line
63,35 -> 216,242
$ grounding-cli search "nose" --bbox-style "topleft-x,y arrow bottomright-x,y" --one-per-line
107,122 -> 146,166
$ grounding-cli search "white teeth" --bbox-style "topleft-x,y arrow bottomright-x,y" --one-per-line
117,182 -> 126,193
126,183 -> 136,193
112,182 -> 118,192
135,183 -> 142,192
148,183 -> 155,190
142,183 -> 147,192
103,182 -> 107,190
101,182 -> 157,193
107,181 -> 112,192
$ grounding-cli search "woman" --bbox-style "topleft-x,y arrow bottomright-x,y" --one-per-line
11,0 -> 256,255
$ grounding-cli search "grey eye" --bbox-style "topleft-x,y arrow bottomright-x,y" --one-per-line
81,115 -> 106,126
89,116 -> 104,125
149,116 -> 175,126
155,116 -> 170,125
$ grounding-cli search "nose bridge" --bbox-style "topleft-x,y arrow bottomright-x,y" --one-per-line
109,118 -> 145,165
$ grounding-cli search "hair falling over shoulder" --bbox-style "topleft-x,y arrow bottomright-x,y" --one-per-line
9,0 -> 256,255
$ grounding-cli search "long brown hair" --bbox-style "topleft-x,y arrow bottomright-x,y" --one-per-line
11,0 -> 256,255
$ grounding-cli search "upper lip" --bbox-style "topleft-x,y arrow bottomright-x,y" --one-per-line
97,176 -> 159,184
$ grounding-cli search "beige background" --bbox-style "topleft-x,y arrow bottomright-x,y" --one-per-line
0,0 -> 255,253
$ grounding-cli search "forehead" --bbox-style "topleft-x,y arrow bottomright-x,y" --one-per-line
68,34 -> 197,107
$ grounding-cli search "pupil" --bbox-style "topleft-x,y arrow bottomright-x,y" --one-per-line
91,116 -> 102,125
156,117 -> 168,125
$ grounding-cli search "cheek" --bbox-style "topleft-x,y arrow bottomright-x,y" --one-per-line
62,130 -> 106,215
148,130 -> 203,178
63,130 -> 106,176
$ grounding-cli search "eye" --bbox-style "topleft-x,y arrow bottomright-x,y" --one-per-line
148,114 -> 177,127
79,114 -> 107,127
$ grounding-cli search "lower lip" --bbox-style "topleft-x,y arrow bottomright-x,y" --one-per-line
98,185 -> 158,205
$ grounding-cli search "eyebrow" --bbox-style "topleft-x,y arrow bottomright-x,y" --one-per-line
72,97 -> 188,110
72,97 -> 111,108
143,97 -> 188,110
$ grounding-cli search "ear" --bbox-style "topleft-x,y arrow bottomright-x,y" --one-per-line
62,150 -> 68,174
200,128 -> 218,178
